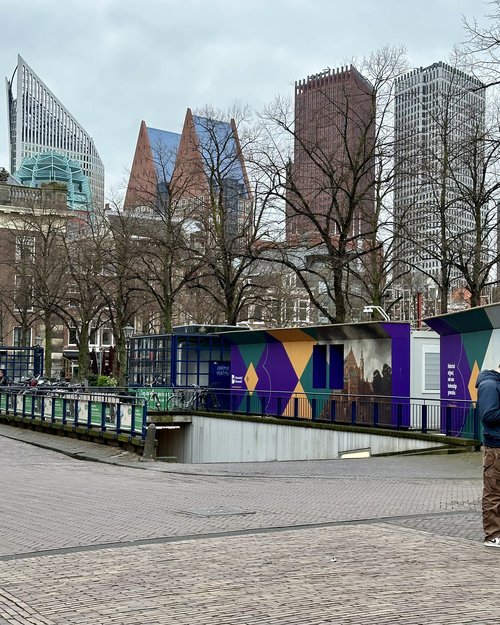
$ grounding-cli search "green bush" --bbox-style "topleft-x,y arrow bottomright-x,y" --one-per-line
96,375 -> 117,387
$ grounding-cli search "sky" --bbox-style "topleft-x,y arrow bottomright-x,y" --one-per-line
0,0 -> 491,199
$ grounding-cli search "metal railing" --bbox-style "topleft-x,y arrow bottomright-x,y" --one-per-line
152,386 -> 480,440
1,383 -> 480,442
0,387 -> 148,439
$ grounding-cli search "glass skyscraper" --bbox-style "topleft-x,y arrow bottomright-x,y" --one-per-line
394,62 -> 486,280
5,54 -> 104,208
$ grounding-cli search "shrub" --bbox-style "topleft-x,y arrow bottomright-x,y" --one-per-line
96,375 -> 117,387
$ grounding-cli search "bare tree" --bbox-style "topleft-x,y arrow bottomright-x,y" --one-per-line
394,60 -> 486,314
55,222 -> 108,381
94,202 -> 145,384
0,183 -> 69,368
450,102 -> 500,305
462,1 -> 500,89
259,47 -> 407,323
19,187 -> 70,376
180,106 -> 267,325
125,124 -> 204,332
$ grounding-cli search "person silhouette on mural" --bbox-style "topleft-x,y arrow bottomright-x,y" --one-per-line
476,365 -> 500,547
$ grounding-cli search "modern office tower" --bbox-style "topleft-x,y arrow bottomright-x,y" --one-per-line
125,108 -> 251,232
393,61 -> 485,280
124,120 -> 181,210
6,54 -> 104,208
287,65 -> 376,242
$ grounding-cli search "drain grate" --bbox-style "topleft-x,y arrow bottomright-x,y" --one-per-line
173,506 -> 256,518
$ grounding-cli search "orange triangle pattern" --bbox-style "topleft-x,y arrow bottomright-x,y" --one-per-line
282,381 -> 312,419
468,360 -> 480,402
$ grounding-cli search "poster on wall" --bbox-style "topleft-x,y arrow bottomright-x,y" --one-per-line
440,329 -> 500,403
341,338 -> 392,396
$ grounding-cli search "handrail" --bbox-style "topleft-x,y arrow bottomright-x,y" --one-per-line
143,386 -> 479,440
0,387 -> 148,439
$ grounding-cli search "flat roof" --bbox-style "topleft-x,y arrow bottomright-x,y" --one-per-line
425,303 -> 500,335
222,321 -> 409,344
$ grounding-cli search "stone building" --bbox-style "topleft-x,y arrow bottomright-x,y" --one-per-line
0,168 -> 70,372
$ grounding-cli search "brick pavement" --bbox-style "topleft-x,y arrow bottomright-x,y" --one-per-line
0,425 -> 495,623
1,525 -> 499,624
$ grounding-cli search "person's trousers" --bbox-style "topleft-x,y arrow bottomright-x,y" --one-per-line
483,446 -> 500,540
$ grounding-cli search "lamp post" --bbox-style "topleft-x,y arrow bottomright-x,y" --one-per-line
33,336 -> 44,377
123,325 -> 134,387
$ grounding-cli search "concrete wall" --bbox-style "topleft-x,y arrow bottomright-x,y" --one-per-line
164,415 -> 447,463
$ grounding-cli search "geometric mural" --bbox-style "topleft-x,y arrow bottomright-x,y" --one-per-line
425,304 -> 500,404
424,303 -> 500,438
227,322 -> 410,423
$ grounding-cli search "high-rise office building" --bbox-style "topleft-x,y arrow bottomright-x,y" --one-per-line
6,55 -> 104,208
287,65 -> 375,242
125,108 -> 251,233
393,62 -> 485,280
124,120 -> 181,210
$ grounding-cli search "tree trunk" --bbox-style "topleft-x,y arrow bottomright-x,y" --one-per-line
117,332 -> 127,387
332,262 -> 347,323
78,321 -> 90,382
162,296 -> 173,334
43,313 -> 53,378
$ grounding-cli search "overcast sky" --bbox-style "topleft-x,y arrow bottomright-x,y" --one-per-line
0,0 -> 491,199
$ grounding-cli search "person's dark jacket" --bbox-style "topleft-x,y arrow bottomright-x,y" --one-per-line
476,369 -> 500,447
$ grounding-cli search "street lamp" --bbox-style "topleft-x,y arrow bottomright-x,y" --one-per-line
123,325 -> 134,341
123,325 -> 134,387
33,336 -> 44,377
363,305 -> 390,321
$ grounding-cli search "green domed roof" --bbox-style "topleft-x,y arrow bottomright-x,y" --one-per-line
14,151 -> 92,210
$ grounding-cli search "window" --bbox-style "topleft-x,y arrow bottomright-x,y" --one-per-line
68,326 -> 77,345
312,345 -> 327,389
14,274 -> 34,312
329,344 -> 344,389
13,327 -> 21,347
67,285 -> 78,308
297,299 -> 310,322
423,347 -> 440,392
13,326 -> 33,347
101,328 -> 112,346
15,236 -> 35,263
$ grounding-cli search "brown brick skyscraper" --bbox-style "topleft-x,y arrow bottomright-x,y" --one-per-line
286,65 -> 375,243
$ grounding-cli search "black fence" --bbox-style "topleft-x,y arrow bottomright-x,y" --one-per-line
0,346 -> 44,381
155,387 -> 480,440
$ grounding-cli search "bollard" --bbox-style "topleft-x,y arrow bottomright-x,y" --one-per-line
140,423 -> 156,462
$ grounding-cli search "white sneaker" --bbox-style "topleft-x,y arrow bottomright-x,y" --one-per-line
484,537 -> 500,547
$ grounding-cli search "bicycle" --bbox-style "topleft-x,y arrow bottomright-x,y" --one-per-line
165,386 -> 197,411
143,380 -> 161,411
166,385 -> 220,411
198,387 -> 220,411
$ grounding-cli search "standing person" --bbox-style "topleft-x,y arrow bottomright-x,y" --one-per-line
476,365 -> 500,547
0,369 -> 7,386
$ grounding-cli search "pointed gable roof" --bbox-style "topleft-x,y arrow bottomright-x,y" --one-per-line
125,121 -> 181,208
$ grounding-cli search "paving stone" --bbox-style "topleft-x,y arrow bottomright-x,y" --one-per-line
0,425 -> 493,623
